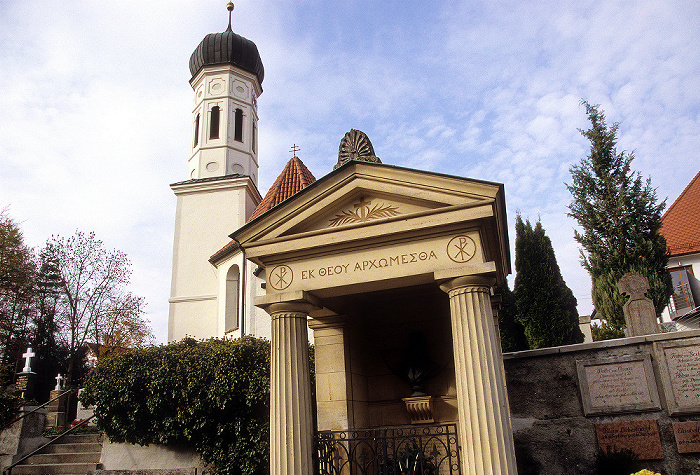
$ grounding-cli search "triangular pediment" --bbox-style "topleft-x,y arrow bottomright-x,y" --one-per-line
233,162 -> 507,264
286,186 -> 488,235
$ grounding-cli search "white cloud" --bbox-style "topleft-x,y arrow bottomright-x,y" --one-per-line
1,0 -> 698,340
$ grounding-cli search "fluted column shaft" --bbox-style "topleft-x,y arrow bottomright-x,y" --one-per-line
440,275 -> 517,475
267,302 -> 315,475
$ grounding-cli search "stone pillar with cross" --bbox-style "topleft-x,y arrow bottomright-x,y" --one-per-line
47,374 -> 69,429
15,347 -> 38,401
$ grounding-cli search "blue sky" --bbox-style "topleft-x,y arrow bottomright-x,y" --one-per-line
1,0 -> 698,342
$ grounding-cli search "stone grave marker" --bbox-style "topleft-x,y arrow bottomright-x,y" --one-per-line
595,419 -> 664,460
577,355 -> 661,415
15,346 -> 38,400
618,272 -> 660,336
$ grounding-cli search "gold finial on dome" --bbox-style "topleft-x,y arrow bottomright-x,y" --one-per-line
227,2 -> 234,30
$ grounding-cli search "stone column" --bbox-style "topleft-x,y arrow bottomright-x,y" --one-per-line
309,315 -> 353,431
440,275 -> 517,475
260,295 -> 319,475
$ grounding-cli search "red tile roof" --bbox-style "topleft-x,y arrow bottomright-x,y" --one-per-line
248,156 -> 316,221
661,171 -> 700,257
209,156 -> 316,264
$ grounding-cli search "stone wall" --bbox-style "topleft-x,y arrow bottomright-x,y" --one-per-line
99,441 -> 205,472
503,329 -> 700,474
0,407 -> 48,470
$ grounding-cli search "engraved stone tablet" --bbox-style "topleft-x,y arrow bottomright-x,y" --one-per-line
655,340 -> 700,415
577,355 -> 661,415
595,420 -> 663,460
673,421 -> 700,453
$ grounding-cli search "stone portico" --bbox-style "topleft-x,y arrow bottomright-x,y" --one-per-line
233,160 -> 517,474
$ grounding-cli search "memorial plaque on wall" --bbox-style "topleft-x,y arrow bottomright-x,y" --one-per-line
595,420 -> 663,460
577,354 -> 661,415
655,339 -> 700,415
673,421 -> 700,453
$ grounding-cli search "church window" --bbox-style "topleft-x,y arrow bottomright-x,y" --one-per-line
225,265 -> 240,332
193,113 -> 200,147
234,108 -> 243,142
210,106 -> 220,139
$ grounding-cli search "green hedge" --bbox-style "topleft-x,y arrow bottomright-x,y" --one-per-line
81,337 -> 272,475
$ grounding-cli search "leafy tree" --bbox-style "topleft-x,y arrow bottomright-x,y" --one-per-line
497,283 -> 529,352
97,293 -> 151,358
30,248 -> 69,400
42,231 -> 152,385
514,216 -> 584,349
0,210 -> 36,385
567,102 -> 671,334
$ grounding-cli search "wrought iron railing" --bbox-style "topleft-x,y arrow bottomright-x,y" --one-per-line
315,423 -> 460,475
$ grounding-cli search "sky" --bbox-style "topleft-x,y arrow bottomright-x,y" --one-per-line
1,0 -> 698,343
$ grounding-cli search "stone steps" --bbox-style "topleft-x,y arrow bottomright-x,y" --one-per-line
10,432 -> 102,475
11,462 -> 99,475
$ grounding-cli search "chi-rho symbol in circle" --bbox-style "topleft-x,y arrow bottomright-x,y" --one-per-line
268,265 -> 293,291
447,235 -> 476,263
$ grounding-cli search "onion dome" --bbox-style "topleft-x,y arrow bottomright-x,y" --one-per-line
189,5 -> 264,85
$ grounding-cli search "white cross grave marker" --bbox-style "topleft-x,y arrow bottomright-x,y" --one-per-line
54,373 -> 64,391
22,347 -> 35,373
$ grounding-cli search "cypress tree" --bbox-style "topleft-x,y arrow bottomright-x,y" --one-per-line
514,216 -> 584,349
567,102 -> 671,334
497,283 -> 529,352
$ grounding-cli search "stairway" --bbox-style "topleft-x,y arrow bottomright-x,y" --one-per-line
10,433 -> 102,475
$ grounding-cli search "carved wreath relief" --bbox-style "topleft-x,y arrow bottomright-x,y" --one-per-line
329,197 -> 400,227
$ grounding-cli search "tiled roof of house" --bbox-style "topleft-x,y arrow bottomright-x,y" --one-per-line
661,171 -> 700,257
248,156 -> 316,221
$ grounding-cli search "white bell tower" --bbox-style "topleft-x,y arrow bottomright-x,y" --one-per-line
168,3 -> 264,342
187,2 -> 263,184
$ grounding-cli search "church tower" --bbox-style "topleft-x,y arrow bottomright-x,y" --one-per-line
188,2 -> 264,183
168,4 -> 264,342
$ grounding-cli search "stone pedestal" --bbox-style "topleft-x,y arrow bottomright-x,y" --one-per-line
45,390 -> 68,428
440,275 -> 517,475
258,293 -> 319,475
402,395 -> 434,424
14,372 -> 37,401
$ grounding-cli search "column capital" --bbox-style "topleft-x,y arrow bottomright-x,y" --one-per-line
439,274 -> 496,294
255,290 -> 321,316
308,314 -> 346,331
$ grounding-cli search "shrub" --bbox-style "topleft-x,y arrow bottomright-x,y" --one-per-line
595,447 -> 642,475
81,336 -> 272,475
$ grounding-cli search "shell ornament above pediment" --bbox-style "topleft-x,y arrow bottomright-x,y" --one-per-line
334,129 -> 382,170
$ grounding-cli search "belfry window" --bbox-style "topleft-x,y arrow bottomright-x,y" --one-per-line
210,106 -> 220,139
234,108 -> 243,142
193,113 -> 200,147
